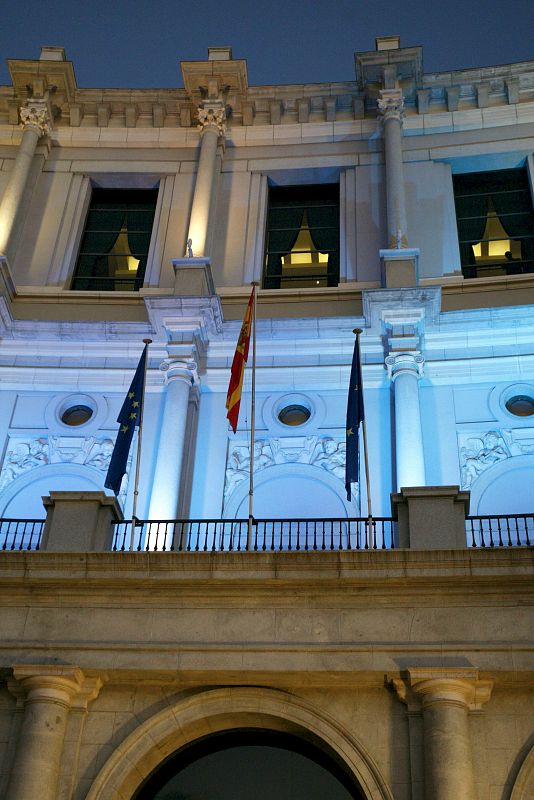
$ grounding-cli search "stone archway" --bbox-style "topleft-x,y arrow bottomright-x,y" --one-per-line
511,741 -> 534,800
85,687 -> 393,800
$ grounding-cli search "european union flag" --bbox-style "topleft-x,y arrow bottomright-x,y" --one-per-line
345,336 -> 365,501
105,344 -> 148,496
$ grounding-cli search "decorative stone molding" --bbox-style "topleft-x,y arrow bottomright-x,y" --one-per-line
19,102 -> 51,136
377,88 -> 404,123
385,351 -> 424,380
458,430 -> 509,489
159,358 -> 199,387
196,104 -> 226,136
391,667 -> 493,712
224,436 -> 346,503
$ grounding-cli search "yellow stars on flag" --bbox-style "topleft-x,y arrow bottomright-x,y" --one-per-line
121,424 -> 129,433
347,427 -> 354,437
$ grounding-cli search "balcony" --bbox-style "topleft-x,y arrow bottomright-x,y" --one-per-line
1,488 -> 532,552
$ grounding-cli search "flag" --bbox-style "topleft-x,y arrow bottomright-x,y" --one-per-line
105,344 -> 148,495
226,286 -> 255,433
345,336 -> 365,501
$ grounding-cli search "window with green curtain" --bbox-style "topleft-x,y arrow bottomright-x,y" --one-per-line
453,168 -> 534,279
71,188 -> 158,292
263,184 -> 340,289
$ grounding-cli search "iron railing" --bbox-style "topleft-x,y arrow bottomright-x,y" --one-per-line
0,519 -> 44,550
112,517 -> 397,552
466,514 -> 533,547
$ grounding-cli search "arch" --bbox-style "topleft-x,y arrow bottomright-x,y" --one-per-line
469,454 -> 534,515
223,463 -> 358,520
0,463 -> 105,518
86,687 -> 393,800
511,740 -> 534,800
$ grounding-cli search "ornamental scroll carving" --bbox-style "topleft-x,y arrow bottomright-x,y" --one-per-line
223,436 -> 347,504
377,89 -> 404,123
196,105 -> 226,136
19,102 -> 51,136
458,428 -> 534,488
0,435 -> 117,493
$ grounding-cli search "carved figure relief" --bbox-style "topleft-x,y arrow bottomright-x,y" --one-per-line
458,430 -> 510,488
223,436 -> 348,505
0,435 -> 117,493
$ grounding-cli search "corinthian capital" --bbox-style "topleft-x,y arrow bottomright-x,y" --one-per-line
19,101 -> 52,136
377,89 -> 404,123
196,104 -> 226,136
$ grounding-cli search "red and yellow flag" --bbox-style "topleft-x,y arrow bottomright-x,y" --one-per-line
226,286 -> 255,433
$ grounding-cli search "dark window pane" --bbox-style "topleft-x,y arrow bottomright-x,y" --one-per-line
263,184 -> 340,289
71,188 -> 158,292
453,168 -> 534,279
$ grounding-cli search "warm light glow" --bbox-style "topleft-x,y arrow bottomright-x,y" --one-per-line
488,239 -> 510,257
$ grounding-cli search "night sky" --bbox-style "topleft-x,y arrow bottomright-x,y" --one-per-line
0,0 -> 532,89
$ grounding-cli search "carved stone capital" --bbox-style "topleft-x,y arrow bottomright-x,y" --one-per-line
160,358 -> 199,386
196,104 -> 226,136
19,101 -> 52,136
408,668 -> 493,711
11,665 -> 89,709
385,351 -> 424,380
377,88 -> 404,124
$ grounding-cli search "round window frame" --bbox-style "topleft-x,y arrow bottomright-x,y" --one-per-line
491,383 -> 534,423
46,393 -> 105,434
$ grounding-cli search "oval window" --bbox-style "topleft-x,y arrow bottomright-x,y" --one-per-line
278,404 -> 311,426
60,404 -> 94,426
505,395 -> 534,417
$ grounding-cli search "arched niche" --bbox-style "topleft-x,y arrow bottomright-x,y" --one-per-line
469,455 -> 534,515
223,463 -> 357,520
0,464 -> 105,518
85,687 -> 393,800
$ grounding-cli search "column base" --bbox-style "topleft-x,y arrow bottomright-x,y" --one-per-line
380,248 -> 420,288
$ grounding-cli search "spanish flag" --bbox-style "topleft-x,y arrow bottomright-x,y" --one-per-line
226,286 -> 255,433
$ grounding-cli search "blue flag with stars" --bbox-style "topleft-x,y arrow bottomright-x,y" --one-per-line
105,344 -> 148,495
345,337 -> 365,501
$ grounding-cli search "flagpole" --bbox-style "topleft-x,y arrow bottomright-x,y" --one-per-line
247,282 -> 258,549
129,338 -> 152,552
353,328 -> 374,548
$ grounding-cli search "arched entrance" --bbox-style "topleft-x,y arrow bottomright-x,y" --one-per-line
134,729 -> 363,799
86,687 -> 392,800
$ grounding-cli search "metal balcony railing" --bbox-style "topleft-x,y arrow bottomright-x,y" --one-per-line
111,518 -> 398,552
0,519 -> 44,550
466,514 -> 533,547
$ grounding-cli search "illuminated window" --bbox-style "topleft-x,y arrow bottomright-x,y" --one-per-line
71,188 -> 158,291
263,184 -> 339,289
453,168 -> 534,279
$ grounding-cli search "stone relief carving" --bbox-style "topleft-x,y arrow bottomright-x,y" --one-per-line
223,436 -> 348,504
19,103 -> 51,136
458,430 -> 510,488
0,435 -> 117,493
196,105 -> 226,136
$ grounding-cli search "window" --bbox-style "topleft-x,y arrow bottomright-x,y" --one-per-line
71,188 -> 158,291
453,168 -> 534,279
263,184 -> 339,289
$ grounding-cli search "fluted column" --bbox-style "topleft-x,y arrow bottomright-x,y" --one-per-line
5,666 -> 89,800
186,104 -> 226,258
386,351 -> 425,489
148,359 -> 198,520
0,102 -> 51,256
377,88 -> 408,249
407,668 -> 493,800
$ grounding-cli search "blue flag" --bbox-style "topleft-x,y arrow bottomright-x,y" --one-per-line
105,344 -> 148,496
345,337 -> 365,501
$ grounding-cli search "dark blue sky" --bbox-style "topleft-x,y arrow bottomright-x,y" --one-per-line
0,0 -> 532,89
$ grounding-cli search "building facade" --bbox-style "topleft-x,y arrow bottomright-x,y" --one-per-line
0,37 -> 532,800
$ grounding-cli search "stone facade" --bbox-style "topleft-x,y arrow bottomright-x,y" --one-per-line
0,37 -> 533,799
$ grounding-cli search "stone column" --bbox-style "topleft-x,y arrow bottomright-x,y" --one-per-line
0,102 -> 51,256
148,359 -> 198,520
377,88 -> 407,250
386,351 -> 425,489
401,668 -> 493,800
186,103 -> 226,258
5,665 -> 89,800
